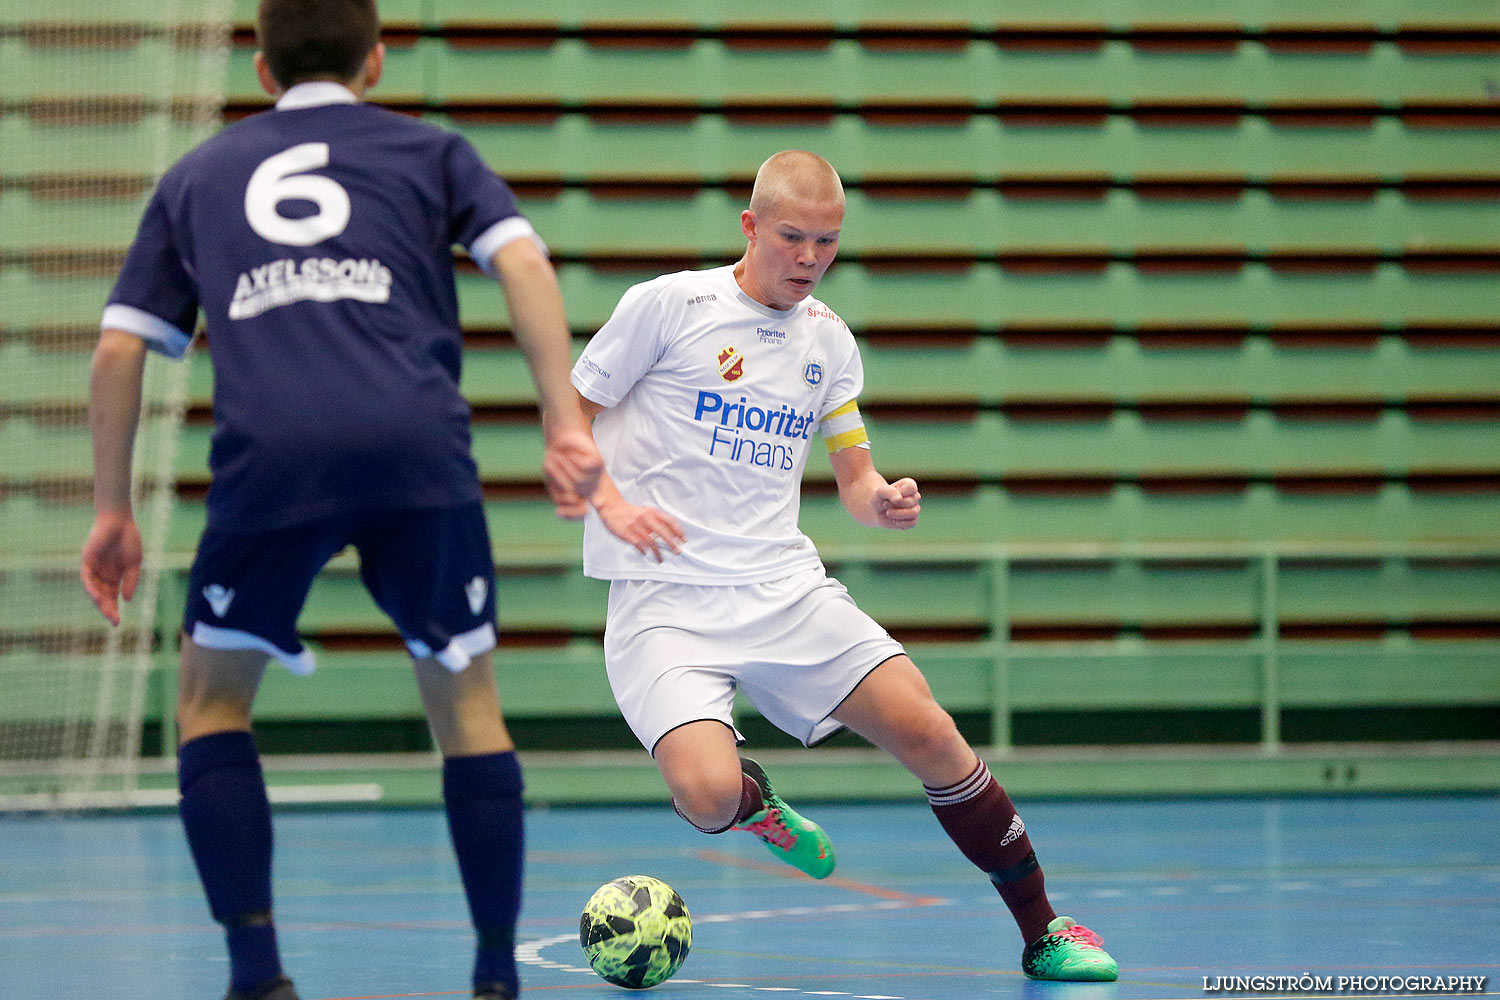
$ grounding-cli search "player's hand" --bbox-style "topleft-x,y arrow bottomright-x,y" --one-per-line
543,425 -> 604,520
870,477 -> 921,530
80,510 -> 143,626
596,499 -> 686,563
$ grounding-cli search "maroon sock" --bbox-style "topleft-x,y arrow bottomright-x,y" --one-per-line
926,759 -> 1057,943
673,774 -> 765,834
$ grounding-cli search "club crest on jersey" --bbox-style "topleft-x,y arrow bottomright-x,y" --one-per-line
717,346 -> 745,382
802,357 -> 825,389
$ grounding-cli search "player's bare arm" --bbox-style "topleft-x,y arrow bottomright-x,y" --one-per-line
493,238 -> 604,517
573,391 -> 686,561
830,442 -> 921,530
80,327 -> 149,625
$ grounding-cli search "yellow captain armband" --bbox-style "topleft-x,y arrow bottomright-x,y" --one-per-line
822,399 -> 871,454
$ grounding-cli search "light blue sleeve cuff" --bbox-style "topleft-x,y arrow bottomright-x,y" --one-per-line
469,216 -> 548,277
101,303 -> 193,359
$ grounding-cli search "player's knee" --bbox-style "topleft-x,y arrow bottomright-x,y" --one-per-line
887,705 -> 967,772
666,765 -> 745,832
670,780 -> 743,831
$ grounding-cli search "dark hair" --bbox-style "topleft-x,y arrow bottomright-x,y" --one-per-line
257,0 -> 379,88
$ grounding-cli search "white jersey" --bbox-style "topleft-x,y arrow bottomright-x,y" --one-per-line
572,265 -> 863,584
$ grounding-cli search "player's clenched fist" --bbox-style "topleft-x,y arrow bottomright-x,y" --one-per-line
871,477 -> 921,529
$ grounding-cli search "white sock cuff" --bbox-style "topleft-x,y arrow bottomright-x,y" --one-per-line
924,759 -> 993,807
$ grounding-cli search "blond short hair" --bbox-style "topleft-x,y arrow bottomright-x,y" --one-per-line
748,150 -> 845,218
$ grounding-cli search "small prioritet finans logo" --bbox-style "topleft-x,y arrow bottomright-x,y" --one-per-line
464,576 -> 488,616
203,584 -> 235,618
757,325 -> 788,345
717,345 -> 745,382
1000,814 -> 1026,847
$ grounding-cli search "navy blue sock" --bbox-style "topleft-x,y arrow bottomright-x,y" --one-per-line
178,730 -> 282,995
443,751 -> 525,996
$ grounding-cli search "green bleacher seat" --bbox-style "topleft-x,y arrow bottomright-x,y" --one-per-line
230,0 -> 424,31
513,186 -> 1500,258
447,111 -> 1500,187
522,188 -> 745,257
549,262 -> 1500,330
0,188 -> 148,255
846,409 -> 1500,480
152,483 -> 1500,561
1278,558 -> 1500,624
431,334 -> 1500,410
427,38 -> 1006,105
424,0 -> 909,30
0,496 -> 94,559
226,38 -> 429,104
419,0 -> 1499,34
860,335 -> 1500,405
0,651 -> 110,719
987,42 -> 1498,107
0,337 -> 93,403
174,407 -> 1499,486
0,112 -> 204,178
0,416 -> 94,483
0,35 -> 176,101
0,267 -> 117,329
0,569 -> 102,631
1004,559 -> 1261,628
1008,639 -> 1500,711
1276,640 -> 1500,707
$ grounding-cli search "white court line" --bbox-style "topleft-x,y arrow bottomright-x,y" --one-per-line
518,896 -> 949,998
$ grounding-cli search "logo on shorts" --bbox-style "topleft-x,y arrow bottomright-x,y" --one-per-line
717,345 -> 745,382
203,584 -> 235,618
802,357 -> 825,389
465,576 -> 488,616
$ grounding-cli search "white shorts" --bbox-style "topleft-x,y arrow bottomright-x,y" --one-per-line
603,565 -> 906,753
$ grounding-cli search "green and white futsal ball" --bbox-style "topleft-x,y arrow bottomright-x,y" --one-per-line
580,875 -> 692,989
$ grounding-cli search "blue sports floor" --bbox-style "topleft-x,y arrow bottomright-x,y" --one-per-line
1,794 -> 1496,999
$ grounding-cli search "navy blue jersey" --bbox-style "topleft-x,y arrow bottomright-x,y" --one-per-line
105,84 -> 536,531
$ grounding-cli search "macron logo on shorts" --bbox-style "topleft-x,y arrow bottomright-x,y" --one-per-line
465,577 -> 487,616
203,584 -> 235,618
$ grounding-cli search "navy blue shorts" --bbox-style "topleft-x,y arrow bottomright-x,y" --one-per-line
183,503 -> 497,674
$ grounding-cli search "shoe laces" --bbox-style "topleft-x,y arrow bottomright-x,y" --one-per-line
737,806 -> 796,849
1051,923 -> 1104,949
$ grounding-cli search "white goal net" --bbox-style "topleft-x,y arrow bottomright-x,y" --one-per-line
0,0 -> 230,809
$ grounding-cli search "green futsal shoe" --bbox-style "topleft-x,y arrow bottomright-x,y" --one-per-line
733,757 -> 836,879
1021,916 -> 1119,981
224,976 -> 300,1000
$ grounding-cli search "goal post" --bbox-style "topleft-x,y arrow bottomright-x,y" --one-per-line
0,0 -> 232,809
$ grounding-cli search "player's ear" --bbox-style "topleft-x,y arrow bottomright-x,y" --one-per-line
253,51 -> 282,99
740,209 -> 757,243
361,42 -> 385,91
